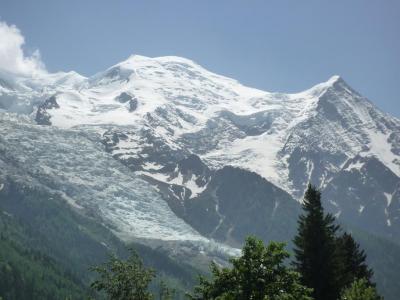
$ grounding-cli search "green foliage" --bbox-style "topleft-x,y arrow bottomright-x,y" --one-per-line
158,280 -> 175,300
341,278 -> 382,300
0,179 -> 126,284
90,249 -> 155,300
0,213 -> 88,300
189,236 -> 312,300
0,179 -> 201,299
293,184 -> 384,300
293,184 -> 342,300
0,169 -> 396,299
336,232 -> 374,288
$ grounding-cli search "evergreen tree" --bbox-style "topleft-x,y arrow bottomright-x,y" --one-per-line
293,184 -> 342,300
336,232 -> 374,288
340,278 -> 382,300
189,236 -> 312,300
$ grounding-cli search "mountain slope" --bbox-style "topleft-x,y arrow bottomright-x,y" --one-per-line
186,166 -> 300,246
1,54 -> 399,245
323,155 -> 400,242
2,56 -> 399,185
0,211 -> 88,300
1,54 -> 400,298
0,175 -> 205,299
138,154 -> 300,247
3,56 -> 398,195
0,113 -> 238,258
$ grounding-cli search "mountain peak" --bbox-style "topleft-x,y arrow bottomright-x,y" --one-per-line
327,74 -> 341,82
316,75 -> 346,91
322,75 -> 362,99
296,75 -> 348,98
116,54 -> 199,69
89,54 -> 205,84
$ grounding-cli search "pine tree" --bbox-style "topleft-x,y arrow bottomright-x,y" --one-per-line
336,232 -> 374,288
293,184 -> 342,300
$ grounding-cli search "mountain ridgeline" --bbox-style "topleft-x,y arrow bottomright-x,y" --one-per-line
0,55 -> 400,299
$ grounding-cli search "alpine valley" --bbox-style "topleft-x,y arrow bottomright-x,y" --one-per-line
1,55 -> 400,299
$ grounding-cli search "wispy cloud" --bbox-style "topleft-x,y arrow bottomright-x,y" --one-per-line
0,21 -> 46,76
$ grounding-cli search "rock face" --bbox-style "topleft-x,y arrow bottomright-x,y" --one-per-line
115,92 -> 132,103
136,155 -> 211,214
35,95 -> 60,125
115,92 -> 138,112
138,154 -> 299,247
184,166 -> 300,246
323,155 -> 400,241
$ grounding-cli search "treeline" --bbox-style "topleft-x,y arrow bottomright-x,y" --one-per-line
0,180 -> 198,300
0,182 -> 384,299
0,216 -> 87,300
90,184 -> 382,300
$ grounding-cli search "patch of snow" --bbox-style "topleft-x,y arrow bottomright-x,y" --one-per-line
185,176 -> 208,198
384,208 -> 392,227
344,160 -> 364,172
364,130 -> 400,176
139,170 -> 207,198
142,162 -> 163,171
329,200 -> 339,207
203,128 -> 289,192
271,200 -> 280,217
384,192 -> 393,207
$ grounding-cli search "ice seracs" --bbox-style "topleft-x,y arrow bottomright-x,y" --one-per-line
1,54 -> 400,246
0,112 -> 243,257
2,54 -> 399,199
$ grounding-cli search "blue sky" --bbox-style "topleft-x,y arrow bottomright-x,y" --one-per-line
1,0 -> 399,116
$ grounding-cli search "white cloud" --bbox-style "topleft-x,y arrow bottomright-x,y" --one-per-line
0,21 -> 46,76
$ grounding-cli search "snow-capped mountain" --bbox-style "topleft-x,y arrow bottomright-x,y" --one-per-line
1,54 -> 399,246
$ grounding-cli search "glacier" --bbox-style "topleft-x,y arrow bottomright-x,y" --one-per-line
1,54 -> 400,246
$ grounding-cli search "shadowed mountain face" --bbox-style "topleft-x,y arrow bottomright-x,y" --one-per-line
184,166 -> 300,247
1,55 -> 400,298
138,155 -> 299,247
323,155 -> 400,242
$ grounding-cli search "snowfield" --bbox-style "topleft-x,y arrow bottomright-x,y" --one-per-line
1,54 -> 400,246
